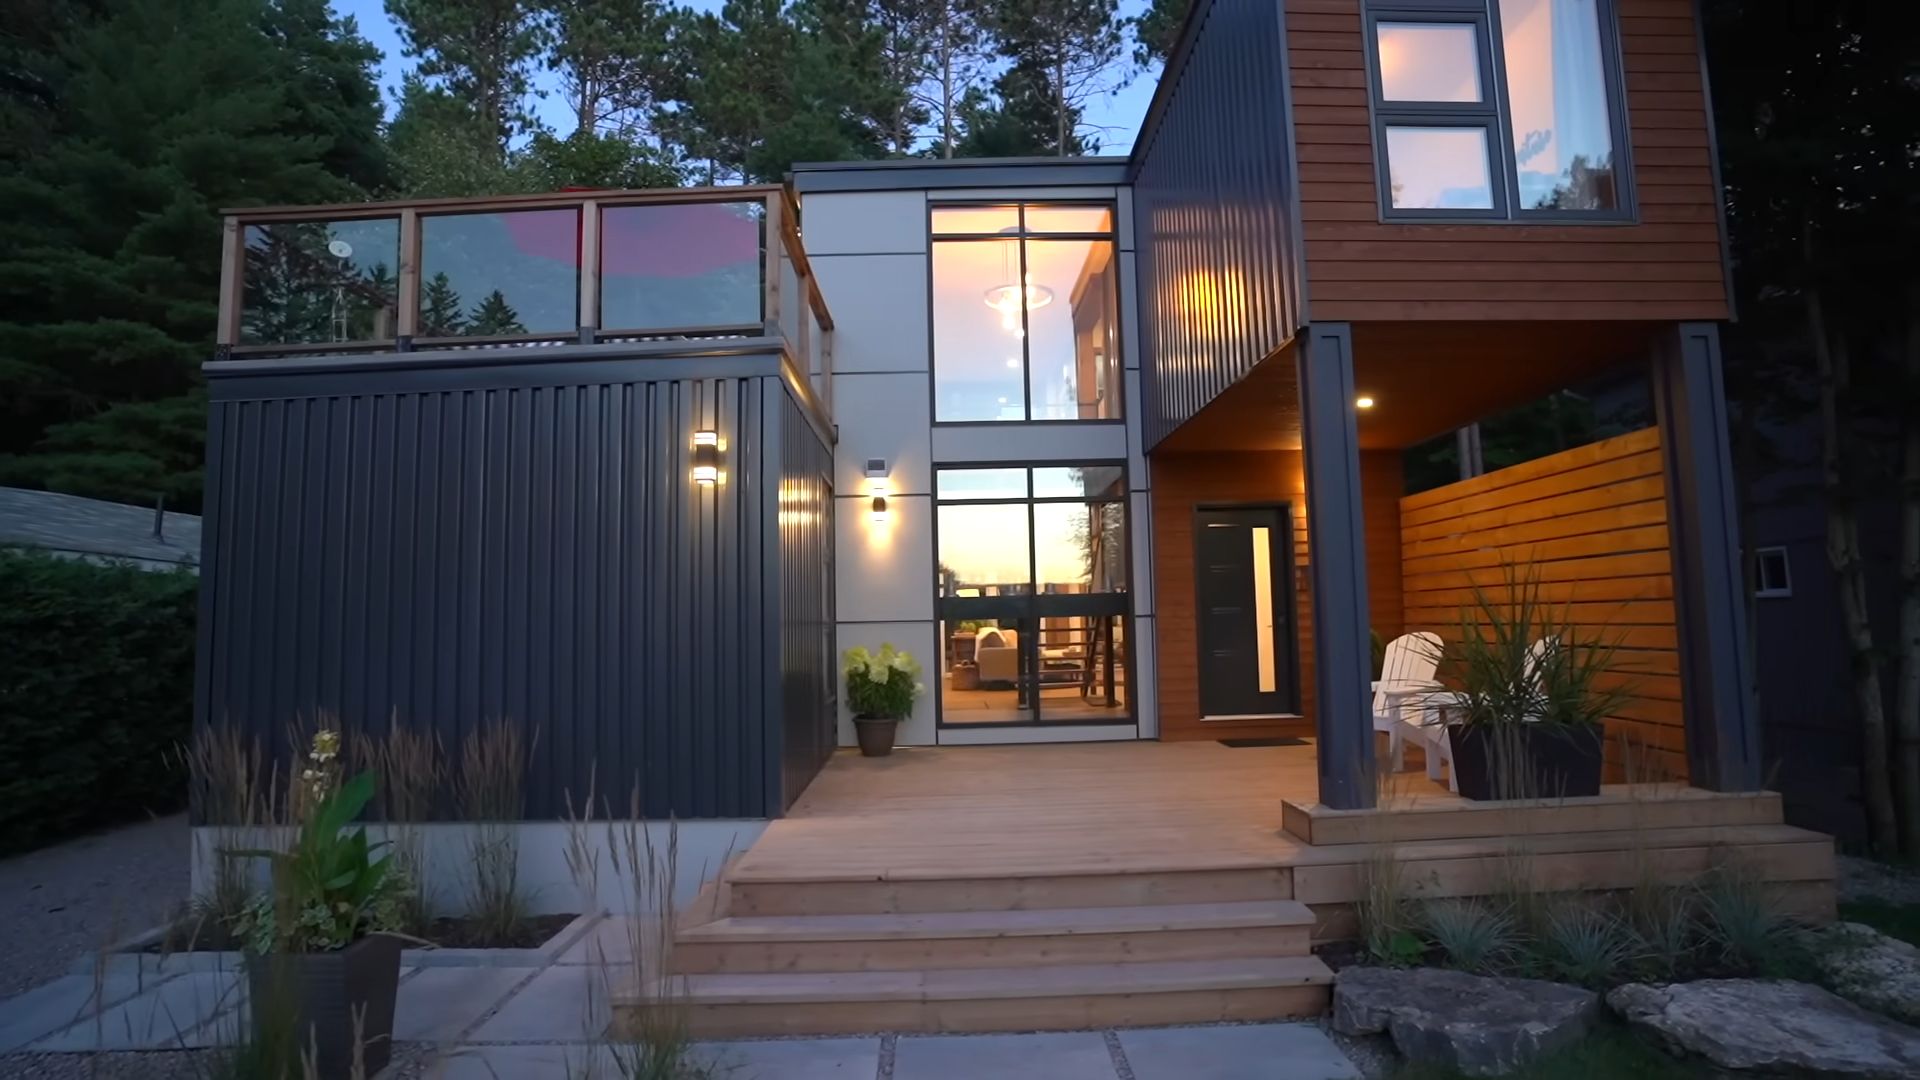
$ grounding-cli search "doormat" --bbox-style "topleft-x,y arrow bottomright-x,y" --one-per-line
1218,737 -> 1309,748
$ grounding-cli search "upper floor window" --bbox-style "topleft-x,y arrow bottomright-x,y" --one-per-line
1365,0 -> 1628,219
931,202 -> 1123,423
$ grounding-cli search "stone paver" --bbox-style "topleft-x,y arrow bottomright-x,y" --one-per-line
428,1042 -> 616,1080
467,966 -> 604,1042
694,1037 -> 881,1080
395,967 -> 533,1042
1121,1024 -> 1363,1080
0,972 -> 169,1053
895,1031 -> 1117,1080
30,972 -> 236,1051
554,914 -> 636,967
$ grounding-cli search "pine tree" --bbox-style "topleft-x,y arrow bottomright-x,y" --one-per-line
543,0 -> 673,135
385,0 -> 549,159
467,290 -> 527,336
986,0 -> 1126,156
1128,0 -> 1187,70
0,0 -> 386,510
419,272 -> 468,337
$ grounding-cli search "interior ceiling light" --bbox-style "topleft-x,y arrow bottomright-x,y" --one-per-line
1355,395 -> 1377,410
983,280 -> 1054,314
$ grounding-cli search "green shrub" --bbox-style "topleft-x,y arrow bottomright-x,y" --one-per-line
0,547 -> 197,853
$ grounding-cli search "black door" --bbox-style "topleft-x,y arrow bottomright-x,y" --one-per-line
1195,506 -> 1298,717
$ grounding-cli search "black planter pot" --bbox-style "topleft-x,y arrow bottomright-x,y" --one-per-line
246,932 -> 402,1080
854,715 -> 899,757
1445,723 -> 1604,801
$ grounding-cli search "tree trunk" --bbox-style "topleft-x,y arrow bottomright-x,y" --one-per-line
1896,279 -> 1920,856
1054,57 -> 1067,156
940,10 -> 955,159
1809,265 -> 1897,855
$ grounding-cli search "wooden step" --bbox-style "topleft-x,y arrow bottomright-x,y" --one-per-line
626,956 -> 1334,1037
724,866 -> 1293,916
672,900 -> 1315,973
1282,787 -> 1785,846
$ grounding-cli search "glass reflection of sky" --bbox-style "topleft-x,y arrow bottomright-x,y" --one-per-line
421,210 -> 579,334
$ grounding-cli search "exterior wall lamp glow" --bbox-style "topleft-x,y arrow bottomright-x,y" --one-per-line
1355,395 -> 1376,410
692,430 -> 720,485
865,459 -> 889,521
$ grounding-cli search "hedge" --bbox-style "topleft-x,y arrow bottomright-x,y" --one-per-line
0,548 -> 197,854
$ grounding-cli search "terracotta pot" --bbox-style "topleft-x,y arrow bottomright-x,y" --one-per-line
1446,723 -> 1604,801
246,932 -> 402,1080
854,715 -> 899,757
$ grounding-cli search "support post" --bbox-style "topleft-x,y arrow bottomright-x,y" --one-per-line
1297,322 -> 1377,809
1652,322 -> 1761,790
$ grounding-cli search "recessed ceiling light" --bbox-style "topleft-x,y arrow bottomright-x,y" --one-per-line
1356,395 -> 1376,410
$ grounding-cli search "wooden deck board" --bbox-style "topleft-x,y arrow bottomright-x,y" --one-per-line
735,742 -> 1446,882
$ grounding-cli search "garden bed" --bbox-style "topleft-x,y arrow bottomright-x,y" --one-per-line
92,911 -> 597,975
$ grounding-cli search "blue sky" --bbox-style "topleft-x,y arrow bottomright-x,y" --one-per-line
336,0 -> 1160,156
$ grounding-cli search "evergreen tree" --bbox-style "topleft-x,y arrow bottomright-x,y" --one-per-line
387,73 -> 525,197
419,272 -> 467,337
1128,0 -> 1187,70
543,0 -> 672,134
385,0 -> 549,159
954,59 -> 1092,157
517,129 -> 682,190
986,0 -> 1125,156
467,290 -> 526,336
0,0 -> 385,509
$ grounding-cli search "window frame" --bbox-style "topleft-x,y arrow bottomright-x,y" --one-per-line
930,461 -> 1136,729
926,199 -> 1126,426
1753,546 -> 1793,599
1360,0 -> 1637,224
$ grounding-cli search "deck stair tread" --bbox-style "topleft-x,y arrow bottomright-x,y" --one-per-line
678,900 -> 1314,943
660,955 -> 1335,1005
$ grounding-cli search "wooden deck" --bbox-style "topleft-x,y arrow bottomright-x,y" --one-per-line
626,741 -> 1836,1038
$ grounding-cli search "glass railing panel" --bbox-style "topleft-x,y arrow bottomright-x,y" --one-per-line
599,201 -> 765,332
418,208 -> 580,337
240,217 -> 400,345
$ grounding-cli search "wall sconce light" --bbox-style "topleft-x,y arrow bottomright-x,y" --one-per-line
865,458 -> 889,521
692,430 -> 720,485
1355,395 -> 1377,410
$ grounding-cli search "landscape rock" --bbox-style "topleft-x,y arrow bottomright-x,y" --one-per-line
1796,921 -> 1920,1025
1332,966 -> 1599,1076
1608,979 -> 1920,1079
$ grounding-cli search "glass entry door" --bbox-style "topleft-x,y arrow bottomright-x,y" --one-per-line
1195,505 -> 1299,718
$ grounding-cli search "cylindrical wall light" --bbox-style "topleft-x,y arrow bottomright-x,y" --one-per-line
692,430 -> 720,485
864,459 -> 889,521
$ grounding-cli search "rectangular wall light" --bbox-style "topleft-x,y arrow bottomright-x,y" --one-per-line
692,430 -> 720,485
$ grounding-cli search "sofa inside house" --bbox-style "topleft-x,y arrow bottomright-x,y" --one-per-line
975,627 -> 1020,685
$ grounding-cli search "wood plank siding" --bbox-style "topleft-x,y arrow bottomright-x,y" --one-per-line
1286,0 -> 1730,322
1397,428 -> 1687,780
1152,450 -> 1405,741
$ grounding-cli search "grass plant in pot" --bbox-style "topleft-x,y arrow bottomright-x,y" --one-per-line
232,730 -> 409,1079
1424,567 -> 1632,801
845,644 -> 923,757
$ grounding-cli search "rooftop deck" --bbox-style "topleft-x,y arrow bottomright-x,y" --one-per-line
214,185 -> 835,412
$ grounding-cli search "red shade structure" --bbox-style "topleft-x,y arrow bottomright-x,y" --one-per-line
498,201 -> 763,278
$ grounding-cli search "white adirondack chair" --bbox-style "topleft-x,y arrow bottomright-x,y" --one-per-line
1371,631 -> 1442,774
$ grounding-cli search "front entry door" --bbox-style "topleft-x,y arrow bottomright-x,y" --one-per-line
1195,506 -> 1298,718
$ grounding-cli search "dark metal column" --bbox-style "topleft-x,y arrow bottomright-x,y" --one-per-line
1652,322 -> 1762,791
1297,322 -> 1377,809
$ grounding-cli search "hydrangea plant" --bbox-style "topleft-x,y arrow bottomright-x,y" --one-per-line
843,644 -> 924,720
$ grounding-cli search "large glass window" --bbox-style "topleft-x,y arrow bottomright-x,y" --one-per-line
934,465 -> 1132,727
1498,0 -> 1619,210
930,203 -> 1123,423
1364,0 -> 1627,219
241,217 -> 399,345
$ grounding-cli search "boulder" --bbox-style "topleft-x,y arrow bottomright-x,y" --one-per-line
1332,966 -> 1600,1076
1608,979 -> 1920,1079
1797,921 -> 1920,1025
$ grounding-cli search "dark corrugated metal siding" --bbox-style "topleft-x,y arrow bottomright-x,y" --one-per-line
775,390 -> 836,808
1130,0 -> 1304,448
197,355 -> 822,819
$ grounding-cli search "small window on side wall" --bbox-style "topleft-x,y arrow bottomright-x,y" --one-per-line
1754,547 -> 1792,598
1364,0 -> 1630,221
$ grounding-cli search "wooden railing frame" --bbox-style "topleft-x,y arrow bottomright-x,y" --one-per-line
216,185 -> 832,381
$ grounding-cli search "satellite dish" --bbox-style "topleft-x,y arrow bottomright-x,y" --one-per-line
327,239 -> 353,258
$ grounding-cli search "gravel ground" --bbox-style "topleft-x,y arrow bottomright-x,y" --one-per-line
1837,853 -> 1920,905
0,813 -> 190,998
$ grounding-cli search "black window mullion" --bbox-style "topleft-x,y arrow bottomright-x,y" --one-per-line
1016,204 -> 1033,421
